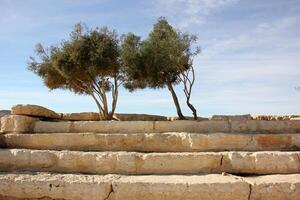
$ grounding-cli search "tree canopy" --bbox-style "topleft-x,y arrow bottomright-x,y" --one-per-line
121,18 -> 200,119
28,23 -> 122,120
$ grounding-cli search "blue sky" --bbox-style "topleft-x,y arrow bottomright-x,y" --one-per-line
0,0 -> 299,116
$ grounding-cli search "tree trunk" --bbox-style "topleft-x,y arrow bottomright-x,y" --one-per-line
186,99 -> 197,120
108,76 -> 119,120
91,93 -> 105,120
167,83 -> 185,120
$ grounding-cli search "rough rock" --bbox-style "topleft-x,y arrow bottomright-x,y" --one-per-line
167,116 -> 209,121
112,174 -> 250,200
1,115 -> 37,133
60,112 -> 100,121
0,110 -> 10,118
0,149 -> 299,175
114,113 -> 168,121
252,115 -> 300,120
0,172 -> 115,200
0,172 -> 300,200
3,132 -> 300,152
248,174 -> 300,200
211,114 -> 252,121
11,104 -> 60,119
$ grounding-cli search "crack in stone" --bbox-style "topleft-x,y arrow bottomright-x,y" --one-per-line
296,153 -> 300,166
103,183 -> 114,200
220,155 -> 224,166
247,184 -> 252,200
103,176 -> 121,200
221,173 -> 254,200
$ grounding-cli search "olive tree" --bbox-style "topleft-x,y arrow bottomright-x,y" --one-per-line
121,18 -> 199,119
28,23 -> 122,120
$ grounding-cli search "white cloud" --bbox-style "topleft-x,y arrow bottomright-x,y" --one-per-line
152,0 -> 239,28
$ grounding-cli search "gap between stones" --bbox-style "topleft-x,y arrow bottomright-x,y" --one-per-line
222,173 -> 254,200
103,175 -> 121,200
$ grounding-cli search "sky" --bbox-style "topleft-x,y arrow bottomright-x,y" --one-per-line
0,0 -> 299,116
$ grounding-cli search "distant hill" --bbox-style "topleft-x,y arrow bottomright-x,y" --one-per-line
0,110 -> 10,118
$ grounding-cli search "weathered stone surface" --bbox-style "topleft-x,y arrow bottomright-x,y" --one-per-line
0,172 -> 115,200
34,121 -> 155,133
3,115 -> 300,134
154,120 -> 230,133
222,151 -> 300,174
112,174 -> 250,200
34,121 -> 72,133
0,149 -> 299,175
167,116 -> 209,121
11,104 -> 60,119
248,174 -> 300,200
60,112 -> 100,121
114,113 -> 168,121
230,120 -> 300,133
0,172 -> 299,200
1,115 -> 37,133
252,115 -> 300,121
211,114 -> 252,121
0,110 -> 10,118
3,132 -> 300,152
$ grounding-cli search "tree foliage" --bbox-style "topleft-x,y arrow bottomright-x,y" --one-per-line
28,23 -> 122,120
121,18 -> 200,119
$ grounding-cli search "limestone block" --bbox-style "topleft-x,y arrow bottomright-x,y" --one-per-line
11,104 -> 60,119
230,120 -> 296,133
139,152 -> 222,174
211,114 -> 252,121
60,112 -> 100,121
112,175 -> 250,200
34,121 -> 72,133
222,152 -> 300,174
1,115 -> 37,133
3,133 -> 300,152
0,172 -> 115,200
114,113 -> 168,121
0,173 -> 300,200
70,121 -> 154,133
248,174 -> 300,200
154,120 -> 230,133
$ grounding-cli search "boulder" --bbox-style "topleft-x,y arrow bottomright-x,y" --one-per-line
211,114 -> 252,121
11,104 -> 60,119
1,115 -> 38,133
60,112 -> 100,121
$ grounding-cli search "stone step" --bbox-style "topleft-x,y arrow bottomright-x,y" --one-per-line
0,172 -> 299,200
2,132 -> 300,152
2,115 -> 300,133
1,149 -> 299,175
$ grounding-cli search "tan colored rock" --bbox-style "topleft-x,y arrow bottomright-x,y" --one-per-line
34,121 -> 72,133
60,112 -> 100,121
248,174 -> 300,200
252,115 -> 300,120
3,132 -> 300,152
114,113 -> 168,121
222,151 -> 300,174
211,114 -> 252,121
0,149 -> 299,175
0,172 -> 300,200
111,174 -> 250,200
230,120 -> 300,133
291,117 -> 300,120
11,104 -> 60,119
1,115 -> 37,133
154,120 -> 230,133
0,172 -> 115,200
34,121 -> 155,133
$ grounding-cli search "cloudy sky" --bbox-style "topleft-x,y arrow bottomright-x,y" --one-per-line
0,0 -> 299,116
